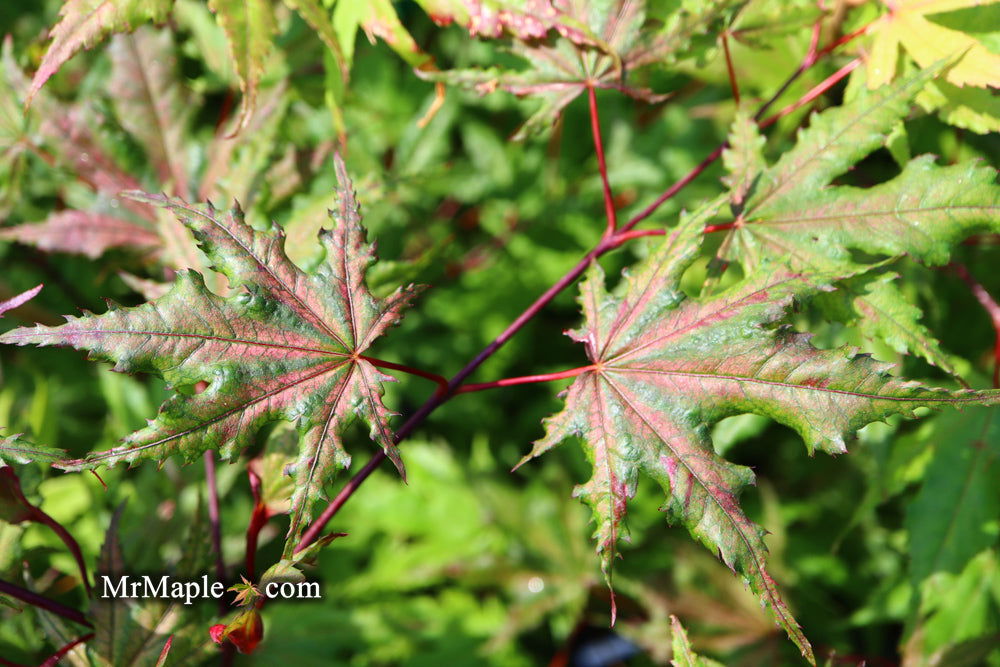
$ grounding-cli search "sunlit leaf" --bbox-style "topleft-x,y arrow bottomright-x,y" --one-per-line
0,157 -> 417,548
526,201 -> 1000,663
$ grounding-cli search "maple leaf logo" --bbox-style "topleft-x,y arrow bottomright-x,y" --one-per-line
0,157 -> 417,540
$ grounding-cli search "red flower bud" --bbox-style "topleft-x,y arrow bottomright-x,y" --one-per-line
225,610 -> 264,654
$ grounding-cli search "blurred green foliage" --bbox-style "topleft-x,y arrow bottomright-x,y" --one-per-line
1,1 -> 999,665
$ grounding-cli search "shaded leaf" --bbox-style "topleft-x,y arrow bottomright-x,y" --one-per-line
0,211 -> 159,260
281,0 -> 346,71
109,26 -> 192,198
670,615 -> 724,667
207,0 -> 277,135
906,408 -> 1000,585
814,273 -> 960,379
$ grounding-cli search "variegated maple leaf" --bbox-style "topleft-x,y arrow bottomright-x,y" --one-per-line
520,199 -> 1000,664
0,157 -> 416,540
420,0 -> 743,138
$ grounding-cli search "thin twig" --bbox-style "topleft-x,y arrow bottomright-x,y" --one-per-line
204,450 -> 227,616
759,58 -> 862,129
0,578 -> 91,627
953,264 -> 1000,388
588,85 -> 618,236
721,32 -> 740,105
40,633 -> 95,667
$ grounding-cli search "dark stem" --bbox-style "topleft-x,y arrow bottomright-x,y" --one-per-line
39,633 -> 95,667
587,85 -> 618,236
721,31 -> 740,105
30,507 -> 91,597
0,578 -> 91,627
953,264 -> 1000,388
204,450 -> 227,616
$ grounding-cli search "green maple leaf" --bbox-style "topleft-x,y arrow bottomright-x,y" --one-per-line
715,65 -> 1000,375
0,157 -> 417,542
0,433 -> 67,468
868,0 -> 1000,90
867,0 -> 1000,132
520,199 -> 1000,663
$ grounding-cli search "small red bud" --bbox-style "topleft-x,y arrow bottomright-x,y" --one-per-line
209,624 -> 227,644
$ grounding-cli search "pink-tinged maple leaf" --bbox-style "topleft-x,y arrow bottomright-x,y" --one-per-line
0,156 -> 417,541
0,211 -> 159,260
520,199 -> 1000,664
0,285 -> 43,318
25,0 -> 173,108
419,0 -> 739,138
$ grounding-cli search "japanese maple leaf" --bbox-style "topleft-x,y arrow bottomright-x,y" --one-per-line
521,201 -> 1000,663
420,0 -> 741,138
0,156 -> 416,539
715,65 -> 1000,376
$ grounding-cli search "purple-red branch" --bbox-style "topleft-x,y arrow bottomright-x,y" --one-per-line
245,468 -> 269,581
296,16 -> 872,553
0,578 -> 91,627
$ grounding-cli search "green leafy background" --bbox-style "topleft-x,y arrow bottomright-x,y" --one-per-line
1,0 -> 999,665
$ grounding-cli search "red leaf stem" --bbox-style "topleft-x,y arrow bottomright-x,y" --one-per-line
703,222 -> 737,234
588,85 -> 618,236
358,355 -> 449,396
759,58 -> 862,130
455,364 -> 598,394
